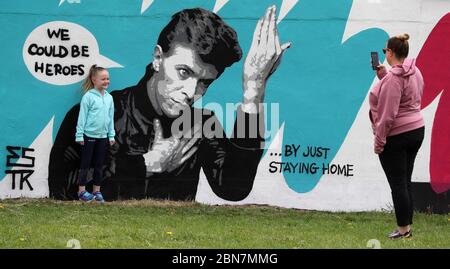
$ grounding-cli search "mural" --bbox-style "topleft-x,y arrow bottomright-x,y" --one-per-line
416,13 -> 450,194
0,0 -> 448,212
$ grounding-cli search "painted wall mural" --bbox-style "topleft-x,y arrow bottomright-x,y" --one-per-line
417,13 -> 450,194
0,0 -> 448,212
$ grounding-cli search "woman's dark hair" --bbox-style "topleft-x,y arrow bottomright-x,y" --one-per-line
157,8 -> 242,74
387,33 -> 410,59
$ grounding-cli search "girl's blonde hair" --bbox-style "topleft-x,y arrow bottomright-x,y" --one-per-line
81,64 -> 107,93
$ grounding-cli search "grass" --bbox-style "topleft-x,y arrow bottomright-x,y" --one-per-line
0,199 -> 448,249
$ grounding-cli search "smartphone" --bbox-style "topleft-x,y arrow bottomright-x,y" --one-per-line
371,52 -> 379,70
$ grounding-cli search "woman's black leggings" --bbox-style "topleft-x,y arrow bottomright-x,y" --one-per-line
379,127 -> 424,227
77,135 -> 108,187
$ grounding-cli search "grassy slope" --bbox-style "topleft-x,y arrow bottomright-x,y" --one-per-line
0,199 -> 448,249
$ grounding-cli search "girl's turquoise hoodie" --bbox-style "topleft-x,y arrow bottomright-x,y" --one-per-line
75,89 -> 115,142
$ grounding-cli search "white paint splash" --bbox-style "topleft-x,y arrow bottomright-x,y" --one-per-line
277,0 -> 299,24
342,0 -> 450,52
413,91 -> 442,182
0,117 -> 54,199
195,121 -> 394,212
59,0 -> 80,6
141,0 -> 154,14
213,0 -> 230,13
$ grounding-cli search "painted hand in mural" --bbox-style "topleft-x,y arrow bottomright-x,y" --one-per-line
242,5 -> 291,112
257,0 -> 389,193
143,119 -> 201,174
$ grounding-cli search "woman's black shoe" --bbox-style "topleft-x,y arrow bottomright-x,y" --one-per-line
388,229 -> 412,239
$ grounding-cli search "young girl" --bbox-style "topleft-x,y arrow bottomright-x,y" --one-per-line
75,65 -> 115,202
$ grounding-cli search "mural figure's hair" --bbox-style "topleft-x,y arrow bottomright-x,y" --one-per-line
81,64 -> 107,93
157,8 -> 242,74
387,33 -> 410,59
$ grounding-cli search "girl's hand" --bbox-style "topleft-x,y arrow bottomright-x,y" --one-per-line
109,140 -> 115,146
77,141 -> 84,146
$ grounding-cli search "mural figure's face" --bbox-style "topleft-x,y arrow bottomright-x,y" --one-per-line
148,44 -> 219,118
93,70 -> 110,91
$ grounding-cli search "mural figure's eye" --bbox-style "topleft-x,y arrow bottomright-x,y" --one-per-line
178,68 -> 189,79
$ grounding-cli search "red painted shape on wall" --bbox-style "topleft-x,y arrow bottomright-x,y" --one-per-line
417,13 -> 450,193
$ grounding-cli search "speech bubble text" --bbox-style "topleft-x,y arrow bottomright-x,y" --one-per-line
23,21 -> 122,86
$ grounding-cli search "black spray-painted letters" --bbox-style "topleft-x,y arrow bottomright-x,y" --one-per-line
5,146 -> 35,190
28,27 -> 88,76
269,144 -> 354,177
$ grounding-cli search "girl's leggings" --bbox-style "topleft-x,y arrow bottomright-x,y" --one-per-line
77,135 -> 108,186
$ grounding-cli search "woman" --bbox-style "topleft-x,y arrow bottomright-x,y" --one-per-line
369,33 -> 425,239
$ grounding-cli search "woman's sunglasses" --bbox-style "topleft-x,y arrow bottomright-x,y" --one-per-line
382,48 -> 389,54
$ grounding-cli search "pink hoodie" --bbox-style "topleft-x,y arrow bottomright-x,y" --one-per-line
369,58 -> 425,153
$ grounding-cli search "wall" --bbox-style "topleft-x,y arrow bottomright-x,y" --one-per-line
0,0 -> 448,212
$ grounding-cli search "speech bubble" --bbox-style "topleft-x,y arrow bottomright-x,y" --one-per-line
23,21 -> 122,86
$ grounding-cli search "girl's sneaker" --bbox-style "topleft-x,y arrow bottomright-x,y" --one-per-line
78,191 -> 95,202
93,191 -> 105,203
